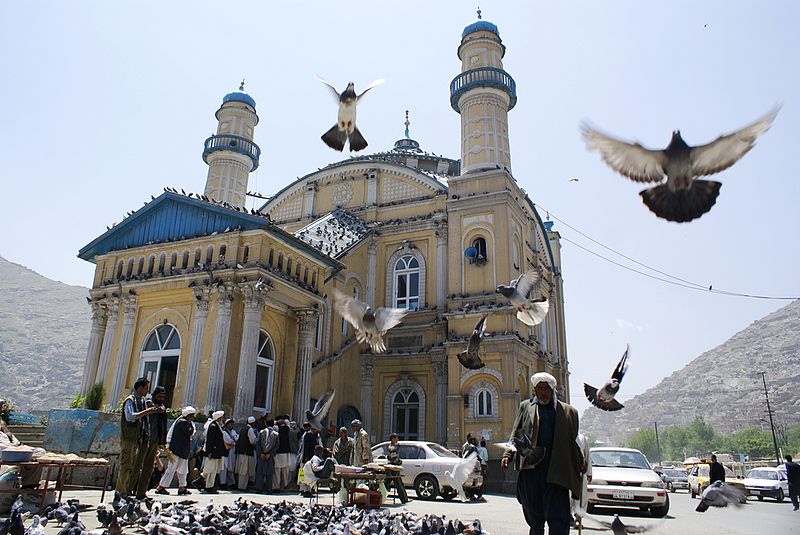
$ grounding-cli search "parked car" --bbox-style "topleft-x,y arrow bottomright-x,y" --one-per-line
659,468 -> 689,493
687,463 -> 747,500
371,441 -> 483,500
742,467 -> 789,502
586,447 -> 670,518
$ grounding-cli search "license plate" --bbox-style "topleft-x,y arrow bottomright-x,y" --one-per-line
612,490 -> 635,500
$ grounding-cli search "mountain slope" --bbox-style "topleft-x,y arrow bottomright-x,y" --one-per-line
0,255 -> 90,411
580,299 -> 800,444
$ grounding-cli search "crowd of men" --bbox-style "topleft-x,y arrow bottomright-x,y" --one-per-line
115,377 -> 377,498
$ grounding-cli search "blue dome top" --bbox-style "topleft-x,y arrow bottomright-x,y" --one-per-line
462,20 -> 500,39
222,91 -> 256,108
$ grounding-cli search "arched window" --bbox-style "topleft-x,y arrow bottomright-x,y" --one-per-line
157,253 -> 166,274
169,252 -> 177,272
311,271 -> 317,288
302,267 -> 308,284
139,324 -> 181,406
218,244 -> 227,262
286,257 -> 293,276
242,245 -> 250,264
181,250 -> 189,269
147,256 -> 155,275
512,241 -> 520,272
194,249 -> 202,267
392,388 -> 420,440
393,256 -> 420,310
268,248 -> 274,267
137,257 -> 144,275
337,405 -> 361,432
476,388 -> 493,417
277,252 -> 283,271
116,261 -> 124,280
205,245 -> 214,265
295,263 -> 301,278
471,237 -> 488,265
343,286 -> 360,336
126,259 -> 134,278
253,330 -> 275,413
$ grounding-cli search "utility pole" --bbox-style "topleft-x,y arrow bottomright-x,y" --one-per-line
759,371 -> 781,465
654,421 -> 662,467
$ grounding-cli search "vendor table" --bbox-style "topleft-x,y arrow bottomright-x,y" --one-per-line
333,471 -> 409,505
0,461 -> 110,514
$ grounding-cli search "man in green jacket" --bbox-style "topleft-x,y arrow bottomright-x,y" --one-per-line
501,372 -> 582,535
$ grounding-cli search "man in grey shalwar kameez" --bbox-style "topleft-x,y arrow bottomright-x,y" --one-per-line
255,419 -> 278,493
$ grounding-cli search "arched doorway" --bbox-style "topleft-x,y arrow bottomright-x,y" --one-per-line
139,324 -> 181,406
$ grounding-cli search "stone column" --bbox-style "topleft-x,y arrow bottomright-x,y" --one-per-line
366,238 -> 377,305
79,301 -> 107,395
431,354 -> 448,445
436,228 -> 447,309
360,354 -> 375,433
291,309 -> 319,423
205,283 -> 236,414
108,296 -> 138,406
233,284 -> 268,420
94,298 -> 120,392
182,287 -> 211,406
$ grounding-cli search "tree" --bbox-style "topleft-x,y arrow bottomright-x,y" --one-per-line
785,423 -> 800,457
628,428 -> 659,462
722,426 -> 774,459
684,417 -> 719,456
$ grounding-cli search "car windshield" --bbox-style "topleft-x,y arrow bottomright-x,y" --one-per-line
747,469 -> 778,480
427,444 -> 458,458
590,450 -> 651,469
664,469 -> 687,477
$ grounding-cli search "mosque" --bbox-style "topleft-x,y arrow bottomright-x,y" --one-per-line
77,15 -> 570,451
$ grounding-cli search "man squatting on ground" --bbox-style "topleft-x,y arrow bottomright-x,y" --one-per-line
502,372 -> 583,535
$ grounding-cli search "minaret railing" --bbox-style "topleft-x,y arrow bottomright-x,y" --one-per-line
202,134 -> 261,171
450,66 -> 517,111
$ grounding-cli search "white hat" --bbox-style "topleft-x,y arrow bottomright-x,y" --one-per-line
182,406 -> 197,417
531,372 -> 557,390
212,410 -> 225,421
247,416 -> 256,424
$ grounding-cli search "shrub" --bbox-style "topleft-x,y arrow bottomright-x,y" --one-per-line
85,383 -> 104,410
69,393 -> 86,409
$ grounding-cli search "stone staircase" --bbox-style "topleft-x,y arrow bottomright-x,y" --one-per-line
9,424 -> 47,449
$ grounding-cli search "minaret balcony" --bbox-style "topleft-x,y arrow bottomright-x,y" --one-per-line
203,134 -> 260,171
450,67 -> 517,112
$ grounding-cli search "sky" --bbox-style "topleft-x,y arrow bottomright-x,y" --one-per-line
1,1 -> 798,415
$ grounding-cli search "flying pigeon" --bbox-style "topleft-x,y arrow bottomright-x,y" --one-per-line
458,314 -> 488,370
332,288 -> 408,353
305,389 -> 335,430
581,107 -> 779,222
496,270 -> 549,326
318,77 -> 384,152
696,481 -> 747,512
584,345 -> 629,411
443,452 -> 479,502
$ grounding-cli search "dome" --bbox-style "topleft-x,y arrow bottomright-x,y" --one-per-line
462,20 -> 500,39
222,91 -> 256,109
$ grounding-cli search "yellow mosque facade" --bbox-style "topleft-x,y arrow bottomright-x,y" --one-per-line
78,17 -> 570,451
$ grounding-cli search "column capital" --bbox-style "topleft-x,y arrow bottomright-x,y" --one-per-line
193,287 -> 212,313
105,297 -> 121,319
361,354 -> 375,383
431,354 -> 448,383
368,237 -> 378,254
214,282 -> 236,312
89,301 -> 107,323
121,295 -> 137,316
239,282 -> 270,311
435,226 -> 448,244
294,308 -> 319,332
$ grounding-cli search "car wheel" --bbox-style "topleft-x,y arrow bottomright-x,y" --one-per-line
471,489 -> 484,500
650,495 -> 670,518
667,482 -> 674,493
690,486 -> 697,499
414,475 -> 439,500
440,488 -> 458,501
777,489 -> 784,503
757,495 -> 764,501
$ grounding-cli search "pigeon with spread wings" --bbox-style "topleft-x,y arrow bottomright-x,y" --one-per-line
581,107 -> 779,222
305,389 -> 335,431
458,314 -> 488,370
696,481 -> 747,512
496,270 -> 549,326
584,345 -> 629,411
333,288 -> 408,353
442,452 -> 479,502
319,77 -> 384,152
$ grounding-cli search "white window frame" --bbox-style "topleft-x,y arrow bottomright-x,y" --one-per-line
253,330 -> 275,414
476,388 -> 493,417
393,256 -> 420,310
138,324 -> 182,398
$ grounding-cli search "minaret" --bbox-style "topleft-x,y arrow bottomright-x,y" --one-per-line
202,81 -> 261,208
450,10 -> 516,175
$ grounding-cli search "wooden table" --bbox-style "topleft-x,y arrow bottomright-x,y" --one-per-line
0,461 -> 110,513
333,471 -> 409,505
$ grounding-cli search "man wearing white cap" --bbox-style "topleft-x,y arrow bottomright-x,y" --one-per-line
156,406 -> 196,495
201,410 -> 227,493
501,372 -> 582,535
235,416 -> 258,490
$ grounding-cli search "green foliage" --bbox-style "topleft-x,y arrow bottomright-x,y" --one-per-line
683,417 -> 720,455
786,423 -> 800,456
69,393 -> 86,409
627,428 -> 660,462
0,398 -> 15,423
166,407 -> 183,420
720,425 -> 775,459
85,383 -> 104,410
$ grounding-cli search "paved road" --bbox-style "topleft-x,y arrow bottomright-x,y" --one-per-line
24,488 -> 800,534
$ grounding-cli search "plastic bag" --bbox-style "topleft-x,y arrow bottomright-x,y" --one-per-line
297,466 -> 304,485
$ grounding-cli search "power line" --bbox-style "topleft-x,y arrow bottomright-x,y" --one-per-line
536,204 -> 799,301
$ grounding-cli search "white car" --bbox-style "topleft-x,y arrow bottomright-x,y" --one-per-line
587,447 -> 670,518
742,467 -> 789,502
371,441 -> 483,500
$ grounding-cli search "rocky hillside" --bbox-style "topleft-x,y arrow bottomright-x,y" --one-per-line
581,299 -> 800,445
0,255 -> 90,411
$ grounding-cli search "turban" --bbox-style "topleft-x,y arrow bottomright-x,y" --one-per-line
247,416 -> 256,424
181,406 -> 196,417
212,410 -> 225,421
530,372 -> 557,390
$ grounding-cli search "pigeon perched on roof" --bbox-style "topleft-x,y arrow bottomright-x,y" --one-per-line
581,107 -> 779,222
318,77 -> 384,152
333,288 -> 408,353
496,270 -> 549,326
584,345 -> 630,411
305,389 -> 335,430
696,480 -> 748,512
458,314 -> 488,370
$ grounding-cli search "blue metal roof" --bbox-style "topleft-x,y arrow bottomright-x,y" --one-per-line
462,20 -> 500,39
222,91 -> 256,108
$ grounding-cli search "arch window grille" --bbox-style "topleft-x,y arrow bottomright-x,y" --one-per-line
393,256 -> 420,310
139,324 -> 181,406
471,237 -> 488,265
253,330 -> 275,413
392,389 -> 420,440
